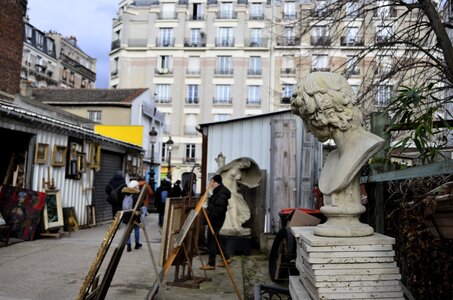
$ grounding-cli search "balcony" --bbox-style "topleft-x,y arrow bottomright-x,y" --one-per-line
178,0 -> 188,5
111,39 -> 120,50
246,38 -> 267,47
156,38 -> 175,47
184,39 -> 206,47
310,36 -> 331,46
35,64 -> 47,73
345,68 -> 360,76
311,67 -> 330,72
250,14 -> 264,20
213,97 -> 232,104
154,68 -> 173,75
376,35 -> 394,43
276,37 -> 300,46
214,68 -> 234,76
283,13 -> 297,20
185,98 -> 199,104
247,69 -> 262,76
155,97 -> 172,104
189,15 -> 204,21
216,11 -> 237,19
215,38 -> 234,47
340,36 -> 364,46
238,0 -> 248,4
281,97 -> 291,104
281,68 -> 295,76
246,98 -> 261,105
186,69 -> 201,76
207,0 -> 217,5
374,7 -> 397,18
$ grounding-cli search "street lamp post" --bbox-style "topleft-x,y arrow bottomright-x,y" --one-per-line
166,136 -> 174,179
148,127 -> 158,191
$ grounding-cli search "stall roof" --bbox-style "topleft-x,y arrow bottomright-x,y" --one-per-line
31,88 -> 148,106
199,109 -> 292,128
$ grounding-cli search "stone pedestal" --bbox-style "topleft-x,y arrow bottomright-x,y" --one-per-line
289,227 -> 404,300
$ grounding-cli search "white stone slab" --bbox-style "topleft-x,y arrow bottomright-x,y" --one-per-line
289,276 -> 313,300
317,284 -> 402,294
317,291 -> 404,299
292,227 -> 395,246
301,243 -> 394,252
310,267 -> 401,276
310,262 -> 397,270
307,250 -> 395,258
299,248 -> 396,264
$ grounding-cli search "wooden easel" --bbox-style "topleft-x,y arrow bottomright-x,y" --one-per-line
147,185 -> 243,300
40,227 -> 66,239
77,184 -> 165,300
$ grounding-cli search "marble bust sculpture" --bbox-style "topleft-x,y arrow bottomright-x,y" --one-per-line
215,155 -> 262,236
291,72 -> 385,237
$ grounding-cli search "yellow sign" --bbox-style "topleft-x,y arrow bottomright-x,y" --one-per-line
94,125 -> 143,147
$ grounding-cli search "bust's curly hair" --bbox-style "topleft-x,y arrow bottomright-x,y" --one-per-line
291,72 -> 363,132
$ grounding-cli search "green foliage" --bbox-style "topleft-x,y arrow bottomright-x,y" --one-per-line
385,84 -> 452,163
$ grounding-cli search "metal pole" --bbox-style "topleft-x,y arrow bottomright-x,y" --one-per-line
149,143 -> 155,191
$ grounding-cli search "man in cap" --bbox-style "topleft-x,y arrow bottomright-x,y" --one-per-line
200,174 -> 232,270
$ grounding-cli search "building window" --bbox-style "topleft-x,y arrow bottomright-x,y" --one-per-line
376,25 -> 393,43
312,25 -> 330,46
216,27 -> 234,46
282,55 -> 295,74
281,84 -> 294,104
46,38 -> 54,55
248,56 -> 262,75
312,54 -> 329,72
36,32 -> 44,50
345,55 -> 360,76
63,68 -> 68,80
283,27 -> 296,46
316,0 -> 327,16
214,114 -> 230,121
376,85 -> 393,106
250,3 -> 263,20
156,84 -> 172,103
192,3 -> 204,20
157,55 -> 172,73
219,2 -> 234,19
250,28 -> 262,46
158,28 -> 174,46
247,85 -> 261,105
161,3 -> 176,19
25,24 -> 33,42
216,56 -> 233,75
189,29 -> 202,46
214,85 -> 232,104
185,114 -> 198,135
376,55 -> 393,75
87,110 -> 102,122
111,57 -> 119,76
283,1 -> 296,19
345,2 -> 359,18
163,112 -> 171,134
187,56 -> 200,75
186,85 -> 199,104
343,26 -> 359,45
185,144 -> 196,162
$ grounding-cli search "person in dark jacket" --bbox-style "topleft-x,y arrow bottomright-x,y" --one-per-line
200,174 -> 231,270
171,180 -> 183,197
105,171 -> 127,218
156,176 -> 172,227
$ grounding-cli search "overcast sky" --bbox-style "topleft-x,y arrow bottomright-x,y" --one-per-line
27,0 -> 118,88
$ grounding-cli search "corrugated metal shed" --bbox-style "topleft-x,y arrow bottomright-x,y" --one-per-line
200,109 -> 323,233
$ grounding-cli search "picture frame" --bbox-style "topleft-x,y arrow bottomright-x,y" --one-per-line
77,152 -> 86,173
88,143 -> 101,169
159,196 -> 200,265
35,143 -> 49,164
51,145 -> 67,167
43,189 -> 64,230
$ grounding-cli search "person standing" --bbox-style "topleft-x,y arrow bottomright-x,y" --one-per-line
122,180 -> 142,252
171,180 -> 183,197
105,171 -> 127,218
156,176 -> 172,227
137,176 -> 153,217
200,174 -> 231,270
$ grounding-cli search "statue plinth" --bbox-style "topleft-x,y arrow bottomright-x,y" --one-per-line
220,228 -> 251,236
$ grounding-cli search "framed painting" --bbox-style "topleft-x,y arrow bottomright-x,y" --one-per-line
51,145 -> 67,167
88,143 -> 101,169
43,189 -> 64,230
35,143 -> 49,164
77,152 -> 86,173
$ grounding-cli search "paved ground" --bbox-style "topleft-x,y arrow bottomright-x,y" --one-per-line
0,213 -> 284,300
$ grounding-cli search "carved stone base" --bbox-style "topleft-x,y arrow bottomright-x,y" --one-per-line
314,215 -> 373,237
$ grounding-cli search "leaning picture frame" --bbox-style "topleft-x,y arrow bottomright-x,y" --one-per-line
35,143 -> 49,164
51,145 -> 67,167
77,152 -> 87,173
88,143 -> 101,169
43,189 -> 64,230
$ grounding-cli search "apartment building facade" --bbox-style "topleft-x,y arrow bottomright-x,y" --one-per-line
109,0 -> 417,180
21,19 -> 96,89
